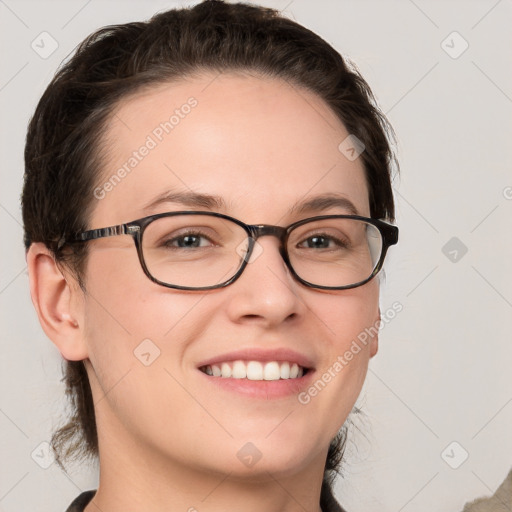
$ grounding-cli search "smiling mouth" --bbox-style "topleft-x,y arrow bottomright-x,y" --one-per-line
199,360 -> 309,380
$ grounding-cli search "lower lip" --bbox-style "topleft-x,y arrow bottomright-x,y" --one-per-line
197,368 -> 316,399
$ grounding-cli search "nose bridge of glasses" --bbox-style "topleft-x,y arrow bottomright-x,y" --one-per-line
247,224 -> 288,247
242,224 -> 290,275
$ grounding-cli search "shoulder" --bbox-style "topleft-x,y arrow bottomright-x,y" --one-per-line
64,490 -> 96,512
461,468 -> 512,512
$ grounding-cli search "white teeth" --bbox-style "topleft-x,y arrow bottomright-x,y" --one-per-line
263,361 -> 280,381
232,360 -> 247,379
280,362 -> 290,379
201,360 -> 307,380
220,362 -> 232,378
247,361 -> 263,380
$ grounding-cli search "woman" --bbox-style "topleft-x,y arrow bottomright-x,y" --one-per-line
22,1 -> 399,511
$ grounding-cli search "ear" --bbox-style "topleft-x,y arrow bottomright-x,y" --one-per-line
369,308 -> 380,358
26,242 -> 88,361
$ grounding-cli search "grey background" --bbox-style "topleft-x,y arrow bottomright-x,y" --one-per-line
1,0 -> 511,511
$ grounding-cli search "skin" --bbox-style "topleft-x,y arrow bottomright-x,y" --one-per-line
27,72 -> 380,512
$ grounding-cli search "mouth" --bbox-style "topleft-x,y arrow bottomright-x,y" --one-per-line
198,360 -> 310,380
195,348 -> 316,399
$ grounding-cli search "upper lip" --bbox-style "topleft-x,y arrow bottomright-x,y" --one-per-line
197,348 -> 315,370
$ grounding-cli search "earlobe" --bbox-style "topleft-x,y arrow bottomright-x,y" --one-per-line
26,243 -> 88,361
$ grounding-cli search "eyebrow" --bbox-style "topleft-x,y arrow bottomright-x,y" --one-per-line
141,190 -> 228,213
141,190 -> 360,217
289,194 -> 360,216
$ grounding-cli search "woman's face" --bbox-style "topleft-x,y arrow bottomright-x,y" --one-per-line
78,72 -> 380,479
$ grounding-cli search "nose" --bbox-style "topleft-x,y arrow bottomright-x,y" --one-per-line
224,236 -> 306,327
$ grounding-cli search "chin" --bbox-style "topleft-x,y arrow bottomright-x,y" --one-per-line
200,435 -> 326,481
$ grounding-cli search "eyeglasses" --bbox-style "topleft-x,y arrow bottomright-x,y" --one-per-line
62,211 -> 398,291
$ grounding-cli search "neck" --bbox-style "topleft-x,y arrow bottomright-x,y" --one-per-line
85,412 -> 326,512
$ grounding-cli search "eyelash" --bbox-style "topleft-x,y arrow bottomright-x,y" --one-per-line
161,230 -> 217,249
296,233 -> 350,250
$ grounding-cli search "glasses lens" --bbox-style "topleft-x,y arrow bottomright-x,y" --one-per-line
287,218 -> 383,288
142,214 -> 248,288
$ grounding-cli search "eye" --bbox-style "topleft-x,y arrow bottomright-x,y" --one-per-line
161,230 -> 216,249
297,234 -> 349,250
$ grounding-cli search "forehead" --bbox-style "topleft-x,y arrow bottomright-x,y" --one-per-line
92,72 -> 370,226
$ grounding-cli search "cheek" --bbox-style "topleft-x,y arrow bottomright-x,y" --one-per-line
315,280 -> 380,352
298,282 -> 380,432
81,249 -> 172,391
83,245 -> 204,341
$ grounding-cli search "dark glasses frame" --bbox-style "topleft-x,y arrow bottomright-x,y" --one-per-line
60,211 -> 399,291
